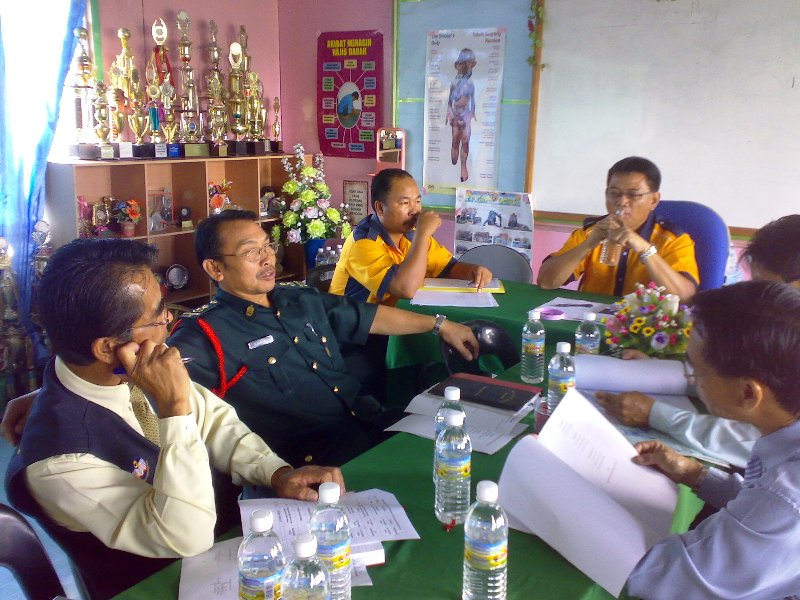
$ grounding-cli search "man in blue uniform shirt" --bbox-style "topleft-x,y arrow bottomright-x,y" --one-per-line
626,280 -> 800,599
169,210 -> 479,467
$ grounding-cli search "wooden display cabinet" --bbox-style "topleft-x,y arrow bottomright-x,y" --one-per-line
45,155 -> 304,305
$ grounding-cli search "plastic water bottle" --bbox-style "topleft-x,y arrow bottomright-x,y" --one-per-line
575,311 -> 601,355
521,309 -> 546,383
238,509 -> 286,600
433,386 -> 466,481
326,248 -> 337,265
434,410 -> 472,525
281,533 -> 329,600
308,482 -> 351,600
315,247 -> 326,267
463,481 -> 508,600
547,342 -> 575,411
336,244 -> 343,261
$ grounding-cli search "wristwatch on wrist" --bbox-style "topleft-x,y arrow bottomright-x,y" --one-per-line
639,244 -> 658,262
432,314 -> 447,336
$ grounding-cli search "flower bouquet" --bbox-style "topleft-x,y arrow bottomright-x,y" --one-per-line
604,282 -> 693,358
208,179 -> 234,214
113,199 -> 142,223
277,144 -> 351,244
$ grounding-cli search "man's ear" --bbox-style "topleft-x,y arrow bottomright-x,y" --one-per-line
374,200 -> 384,217
202,258 -> 224,283
739,377 -> 765,412
648,191 -> 661,213
91,337 -> 119,365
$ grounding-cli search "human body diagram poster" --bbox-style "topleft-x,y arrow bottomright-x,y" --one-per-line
317,30 -> 383,158
423,28 -> 506,193
454,189 -> 533,261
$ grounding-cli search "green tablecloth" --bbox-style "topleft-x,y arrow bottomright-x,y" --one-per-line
114,363 -> 704,600
387,281 -> 616,369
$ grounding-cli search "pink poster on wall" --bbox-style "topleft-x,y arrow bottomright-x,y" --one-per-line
317,30 -> 383,158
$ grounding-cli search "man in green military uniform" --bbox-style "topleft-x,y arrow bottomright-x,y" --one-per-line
169,210 -> 479,467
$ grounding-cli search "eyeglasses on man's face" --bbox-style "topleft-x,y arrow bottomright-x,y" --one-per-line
126,300 -> 173,332
605,189 -> 655,202
682,360 -> 713,386
216,241 -> 279,263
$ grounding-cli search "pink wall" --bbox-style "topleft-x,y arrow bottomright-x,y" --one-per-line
277,0 -> 394,206
96,0 -> 282,123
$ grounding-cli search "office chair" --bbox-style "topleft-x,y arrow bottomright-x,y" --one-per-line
440,319 -> 519,377
305,264 -> 337,292
0,503 -> 66,600
655,200 -> 730,291
457,245 -> 533,284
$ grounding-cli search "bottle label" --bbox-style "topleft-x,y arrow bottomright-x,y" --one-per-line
575,340 -> 600,355
464,537 -> 508,571
548,372 -> 575,395
317,538 -> 352,571
522,340 -> 544,356
239,571 -> 281,599
435,455 -> 471,480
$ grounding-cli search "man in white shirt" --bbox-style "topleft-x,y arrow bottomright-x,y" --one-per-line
597,214 -> 800,467
4,238 -> 343,599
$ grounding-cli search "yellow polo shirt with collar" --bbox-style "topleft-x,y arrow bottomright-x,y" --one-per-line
546,213 -> 700,297
329,214 -> 456,305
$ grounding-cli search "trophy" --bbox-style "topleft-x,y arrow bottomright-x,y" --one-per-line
128,100 -> 153,157
176,10 -> 207,156
205,20 -> 226,145
207,78 -> 228,156
271,97 -> 282,152
246,72 -> 266,155
93,81 -> 114,159
226,42 -> 249,155
31,221 -> 53,278
72,27 -> 97,156
159,75 -> 182,157
107,29 -> 139,156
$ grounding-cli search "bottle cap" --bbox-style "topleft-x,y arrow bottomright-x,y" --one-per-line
318,481 -> 341,504
249,509 -> 273,533
444,410 -> 465,427
528,309 -> 541,320
443,386 -> 461,401
476,480 -> 499,503
293,532 -> 317,558
583,311 -> 596,321
556,341 -> 571,354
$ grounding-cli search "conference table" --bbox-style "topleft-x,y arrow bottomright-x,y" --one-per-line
387,280 -> 616,371
114,361 -> 704,600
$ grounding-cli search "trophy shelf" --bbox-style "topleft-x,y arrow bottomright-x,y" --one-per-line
45,155 -> 301,305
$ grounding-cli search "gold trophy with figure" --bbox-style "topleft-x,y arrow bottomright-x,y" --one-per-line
159,74 -> 182,157
207,78 -> 228,156
73,27 -> 97,157
128,99 -> 151,154
107,28 -> 138,152
176,10 -> 207,155
271,97 -> 282,152
226,42 -> 248,155
246,72 -> 267,155
93,81 -> 113,159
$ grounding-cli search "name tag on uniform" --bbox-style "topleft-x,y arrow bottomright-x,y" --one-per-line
247,335 -> 274,350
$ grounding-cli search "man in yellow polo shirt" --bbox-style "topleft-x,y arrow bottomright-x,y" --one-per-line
330,168 -> 492,306
537,156 -> 699,300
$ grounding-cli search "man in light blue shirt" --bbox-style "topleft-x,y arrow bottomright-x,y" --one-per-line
597,214 -> 800,468
627,280 -> 800,599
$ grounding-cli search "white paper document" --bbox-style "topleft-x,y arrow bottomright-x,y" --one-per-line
498,389 -> 678,597
574,354 -> 688,395
411,290 -> 499,307
405,391 -> 535,433
535,297 -> 612,321
387,413 -> 528,454
178,537 -> 372,599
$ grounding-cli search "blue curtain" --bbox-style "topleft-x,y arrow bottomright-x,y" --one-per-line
0,0 -> 87,327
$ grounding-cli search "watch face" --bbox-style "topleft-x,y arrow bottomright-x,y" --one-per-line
166,264 -> 189,289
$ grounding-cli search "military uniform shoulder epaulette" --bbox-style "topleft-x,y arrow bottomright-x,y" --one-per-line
654,217 -> 686,237
177,298 -> 221,319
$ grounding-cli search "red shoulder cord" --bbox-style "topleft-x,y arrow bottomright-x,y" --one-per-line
174,318 -> 247,398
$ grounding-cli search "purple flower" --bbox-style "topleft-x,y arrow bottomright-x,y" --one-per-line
303,206 -> 320,219
650,332 -> 669,351
290,199 -> 302,212
317,198 -> 331,210
286,228 -> 301,244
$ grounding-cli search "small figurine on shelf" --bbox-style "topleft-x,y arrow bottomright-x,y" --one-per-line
208,179 -> 234,214
113,199 -> 142,237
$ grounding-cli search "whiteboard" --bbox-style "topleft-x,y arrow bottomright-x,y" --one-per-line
531,0 -> 800,229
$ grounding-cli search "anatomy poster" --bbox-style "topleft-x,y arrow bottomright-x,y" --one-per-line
454,188 -> 533,261
423,28 -> 506,192
317,30 -> 383,158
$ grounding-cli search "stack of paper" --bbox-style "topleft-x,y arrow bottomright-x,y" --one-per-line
178,489 -> 419,599
387,376 -> 539,454
534,296 -> 613,321
498,389 -> 678,597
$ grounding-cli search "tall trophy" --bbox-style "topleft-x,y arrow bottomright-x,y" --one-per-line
227,42 -> 248,155
176,10 -> 207,156
271,97 -> 282,152
159,74 -> 181,157
204,19 -> 226,152
72,27 -> 97,158
93,81 -> 114,159
246,72 -> 266,155
107,28 -> 139,158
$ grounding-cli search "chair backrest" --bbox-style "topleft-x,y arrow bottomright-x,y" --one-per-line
306,264 -> 337,292
457,244 -> 533,284
440,319 -> 520,376
0,503 -> 65,600
655,200 -> 730,291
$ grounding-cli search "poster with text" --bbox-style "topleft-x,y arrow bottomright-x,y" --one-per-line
423,28 -> 506,193
454,188 -> 533,262
317,30 -> 383,158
